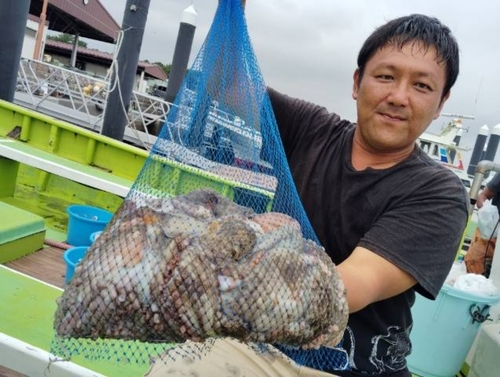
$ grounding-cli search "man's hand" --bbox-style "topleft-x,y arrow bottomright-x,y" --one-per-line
476,186 -> 497,209
337,247 -> 417,313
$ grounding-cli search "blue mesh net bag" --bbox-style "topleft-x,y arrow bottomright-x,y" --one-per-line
52,0 -> 349,372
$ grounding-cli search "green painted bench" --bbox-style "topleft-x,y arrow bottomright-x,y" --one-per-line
0,265 -> 151,377
0,137 -> 133,198
0,202 -> 45,263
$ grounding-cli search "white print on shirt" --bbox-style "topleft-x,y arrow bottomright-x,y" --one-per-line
369,325 -> 412,373
345,326 -> 358,369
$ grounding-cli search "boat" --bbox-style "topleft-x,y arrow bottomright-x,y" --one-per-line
3,54 -> 498,377
418,115 -> 475,190
0,95 -> 492,377
1,49 -> 497,377
0,97 -> 278,376
1,2 -> 498,377
0,99 -> 145,377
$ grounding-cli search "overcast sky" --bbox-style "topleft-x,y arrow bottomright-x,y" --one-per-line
91,0 -> 500,165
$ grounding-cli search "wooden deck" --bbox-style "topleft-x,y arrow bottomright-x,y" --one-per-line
3,244 -> 66,289
0,365 -> 27,377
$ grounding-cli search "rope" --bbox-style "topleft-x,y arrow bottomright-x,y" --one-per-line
45,239 -> 72,250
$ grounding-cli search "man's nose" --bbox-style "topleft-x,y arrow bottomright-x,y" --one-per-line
387,82 -> 410,107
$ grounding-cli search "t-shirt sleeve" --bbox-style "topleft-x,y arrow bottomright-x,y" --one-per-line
358,170 -> 469,299
267,87 -> 338,155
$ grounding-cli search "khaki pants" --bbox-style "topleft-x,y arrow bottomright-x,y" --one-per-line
465,228 -> 496,275
145,338 -> 338,377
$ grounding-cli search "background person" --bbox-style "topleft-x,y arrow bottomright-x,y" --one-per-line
465,173 -> 500,276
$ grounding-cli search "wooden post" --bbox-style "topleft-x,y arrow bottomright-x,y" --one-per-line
33,0 -> 49,60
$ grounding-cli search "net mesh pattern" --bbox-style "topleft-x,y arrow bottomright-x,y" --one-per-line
52,0 -> 349,372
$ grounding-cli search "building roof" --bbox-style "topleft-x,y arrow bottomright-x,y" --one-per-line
141,64 -> 169,82
27,13 -> 49,25
45,39 -> 168,81
29,0 -> 120,43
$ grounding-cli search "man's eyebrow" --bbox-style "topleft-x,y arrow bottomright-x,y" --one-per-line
375,64 -> 438,80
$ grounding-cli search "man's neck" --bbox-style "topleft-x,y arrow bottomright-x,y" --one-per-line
351,137 -> 415,171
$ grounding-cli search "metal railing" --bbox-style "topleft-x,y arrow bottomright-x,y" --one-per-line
15,58 -> 172,149
14,58 -> 263,164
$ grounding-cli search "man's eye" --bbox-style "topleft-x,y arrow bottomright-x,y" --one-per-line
415,82 -> 432,91
377,75 -> 393,80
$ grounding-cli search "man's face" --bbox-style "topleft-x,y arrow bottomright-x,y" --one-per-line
352,42 -> 449,153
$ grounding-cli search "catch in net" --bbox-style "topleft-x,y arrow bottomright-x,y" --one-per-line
53,0 -> 349,372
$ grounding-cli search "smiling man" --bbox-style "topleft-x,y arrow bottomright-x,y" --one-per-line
268,14 -> 468,375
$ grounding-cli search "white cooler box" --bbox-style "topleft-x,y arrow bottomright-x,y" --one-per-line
468,324 -> 500,377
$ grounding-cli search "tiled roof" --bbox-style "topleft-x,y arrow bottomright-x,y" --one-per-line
141,64 -> 168,82
27,13 -> 49,25
30,0 -> 120,43
45,39 -> 168,81
46,40 -> 112,60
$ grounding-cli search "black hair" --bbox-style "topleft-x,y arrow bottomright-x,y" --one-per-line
357,14 -> 459,99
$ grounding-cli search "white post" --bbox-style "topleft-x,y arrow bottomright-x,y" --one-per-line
139,70 -> 145,92
70,32 -> 80,68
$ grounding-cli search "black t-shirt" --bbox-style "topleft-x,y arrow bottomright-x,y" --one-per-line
268,88 -> 469,376
487,172 -> 500,193
485,173 -> 500,210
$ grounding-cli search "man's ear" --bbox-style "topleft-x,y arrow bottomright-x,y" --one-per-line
352,69 -> 360,100
434,91 -> 451,119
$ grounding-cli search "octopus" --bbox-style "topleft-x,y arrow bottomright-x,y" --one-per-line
54,189 -> 348,349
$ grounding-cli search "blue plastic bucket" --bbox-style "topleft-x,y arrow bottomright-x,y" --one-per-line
408,283 -> 500,377
89,231 -> 102,244
63,246 -> 88,284
66,205 -> 112,246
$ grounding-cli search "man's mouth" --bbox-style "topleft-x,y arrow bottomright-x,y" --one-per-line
379,112 -> 407,121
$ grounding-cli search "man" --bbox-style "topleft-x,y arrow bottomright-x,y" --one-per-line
476,173 -> 500,209
465,173 -> 500,276
147,11 -> 468,377
267,13 -> 468,375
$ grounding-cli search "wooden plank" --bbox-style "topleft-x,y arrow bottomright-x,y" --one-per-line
4,245 -> 66,288
0,365 -> 27,377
